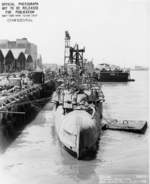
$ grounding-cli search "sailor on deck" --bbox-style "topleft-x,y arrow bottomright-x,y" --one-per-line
63,89 -> 73,114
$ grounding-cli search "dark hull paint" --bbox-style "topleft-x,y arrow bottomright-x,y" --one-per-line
78,129 -> 100,160
98,72 -> 130,82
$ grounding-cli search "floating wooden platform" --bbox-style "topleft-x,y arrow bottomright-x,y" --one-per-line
102,119 -> 148,134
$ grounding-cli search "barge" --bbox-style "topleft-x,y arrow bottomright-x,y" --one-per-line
95,63 -> 133,82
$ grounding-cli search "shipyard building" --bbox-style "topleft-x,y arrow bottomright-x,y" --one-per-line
0,38 -> 42,73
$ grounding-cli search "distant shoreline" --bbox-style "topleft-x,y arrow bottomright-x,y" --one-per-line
130,68 -> 149,71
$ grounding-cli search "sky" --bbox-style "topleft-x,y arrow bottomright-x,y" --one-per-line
0,0 -> 149,67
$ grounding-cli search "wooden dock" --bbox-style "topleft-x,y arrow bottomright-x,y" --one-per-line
102,119 -> 148,134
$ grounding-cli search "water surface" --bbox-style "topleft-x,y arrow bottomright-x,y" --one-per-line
0,71 -> 149,184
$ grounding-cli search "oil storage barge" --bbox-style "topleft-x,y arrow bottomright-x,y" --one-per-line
95,63 -> 133,82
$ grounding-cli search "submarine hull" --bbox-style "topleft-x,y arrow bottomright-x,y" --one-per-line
54,105 -> 102,159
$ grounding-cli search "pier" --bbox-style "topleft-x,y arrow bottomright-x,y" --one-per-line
0,72 -> 56,132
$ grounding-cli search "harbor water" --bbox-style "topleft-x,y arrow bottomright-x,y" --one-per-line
0,71 -> 149,184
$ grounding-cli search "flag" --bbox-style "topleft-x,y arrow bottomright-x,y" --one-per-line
65,31 -> 71,40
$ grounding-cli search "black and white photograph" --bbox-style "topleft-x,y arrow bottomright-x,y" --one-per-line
0,0 -> 149,183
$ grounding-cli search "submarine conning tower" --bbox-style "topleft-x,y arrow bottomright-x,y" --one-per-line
64,31 -> 85,77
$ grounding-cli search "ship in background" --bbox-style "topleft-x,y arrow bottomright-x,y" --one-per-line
94,63 -> 134,82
